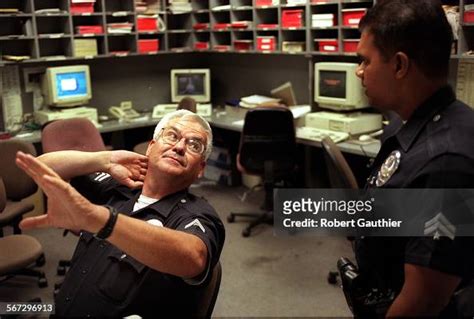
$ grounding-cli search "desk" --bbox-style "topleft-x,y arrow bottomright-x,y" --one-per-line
10,117 -> 161,145
10,111 -> 381,158
209,111 -> 381,158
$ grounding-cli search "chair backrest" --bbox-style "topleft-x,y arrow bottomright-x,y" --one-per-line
321,137 -> 358,189
0,178 -> 6,212
196,261 -> 222,318
177,97 -> 197,113
0,140 -> 38,200
239,107 -> 296,177
41,118 -> 106,153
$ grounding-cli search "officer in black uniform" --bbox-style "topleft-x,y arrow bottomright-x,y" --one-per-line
16,110 -> 225,317
351,0 -> 474,317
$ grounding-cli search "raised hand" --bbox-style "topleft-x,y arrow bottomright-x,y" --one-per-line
15,151 -> 106,233
108,150 -> 148,188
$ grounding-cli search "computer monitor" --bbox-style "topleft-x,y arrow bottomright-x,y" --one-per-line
314,62 -> 368,111
171,69 -> 210,103
42,65 -> 92,107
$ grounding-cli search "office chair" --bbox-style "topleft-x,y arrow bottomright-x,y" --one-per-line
321,137 -> 358,189
133,97 -> 197,155
0,140 -> 39,237
41,118 -> 107,276
0,177 -> 48,287
321,137 -> 358,284
227,107 -> 296,237
195,261 -> 222,318
41,118 -> 106,152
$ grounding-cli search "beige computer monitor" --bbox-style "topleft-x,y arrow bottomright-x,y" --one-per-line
42,65 -> 92,108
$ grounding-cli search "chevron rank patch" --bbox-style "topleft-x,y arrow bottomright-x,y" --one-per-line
184,219 -> 206,233
93,172 -> 111,183
423,212 -> 456,240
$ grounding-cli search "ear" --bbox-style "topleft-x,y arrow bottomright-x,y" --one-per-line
393,52 -> 409,79
197,160 -> 206,178
146,140 -> 156,156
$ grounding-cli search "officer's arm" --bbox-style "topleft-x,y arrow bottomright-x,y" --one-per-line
89,206 -> 207,278
386,263 -> 461,317
39,151 -> 112,180
39,151 -> 147,188
18,152 -> 205,278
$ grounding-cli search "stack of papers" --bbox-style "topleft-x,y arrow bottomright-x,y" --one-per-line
169,0 -> 192,13
2,55 -> 30,61
135,0 -> 161,14
239,95 -> 280,108
107,22 -> 133,34
0,8 -> 20,13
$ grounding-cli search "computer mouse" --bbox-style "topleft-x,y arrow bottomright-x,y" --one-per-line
358,134 -> 373,142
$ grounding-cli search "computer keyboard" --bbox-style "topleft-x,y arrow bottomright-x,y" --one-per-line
296,126 -> 350,143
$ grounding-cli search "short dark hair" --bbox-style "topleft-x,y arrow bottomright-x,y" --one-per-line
359,0 -> 453,78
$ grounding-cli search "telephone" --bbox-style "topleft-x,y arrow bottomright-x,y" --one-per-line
196,103 -> 212,117
109,101 -> 140,120
152,104 -> 178,118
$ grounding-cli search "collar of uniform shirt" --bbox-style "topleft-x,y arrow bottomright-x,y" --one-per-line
395,85 -> 455,152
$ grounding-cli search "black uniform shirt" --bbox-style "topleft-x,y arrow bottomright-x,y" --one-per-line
355,87 -> 474,304
54,173 -> 225,318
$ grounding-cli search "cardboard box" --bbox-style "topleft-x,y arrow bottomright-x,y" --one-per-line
282,41 -> 305,53
195,41 -> 209,50
70,0 -> 95,14
137,16 -> 158,31
257,36 -> 276,52
342,8 -> 367,26
256,0 -> 279,6
138,39 -> 159,53
73,39 -> 98,57
314,38 -> 338,52
343,39 -> 359,53
464,5 -> 474,23
234,40 -> 252,51
282,9 -> 304,28
312,14 -> 336,28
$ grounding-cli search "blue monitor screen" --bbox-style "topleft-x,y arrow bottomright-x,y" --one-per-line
55,71 -> 88,99
177,74 -> 205,95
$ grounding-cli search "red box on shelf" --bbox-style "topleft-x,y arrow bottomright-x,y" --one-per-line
343,39 -> 359,53
282,9 -> 304,28
342,8 -> 367,26
464,10 -> 474,23
257,36 -> 276,52
195,42 -> 209,50
137,17 -> 158,31
213,23 -> 231,30
138,39 -> 159,53
257,23 -> 278,29
193,23 -> 210,30
233,40 -> 252,51
71,3 -> 95,13
256,0 -> 276,6
314,39 -> 338,53
76,25 -> 103,34
213,45 -> 231,52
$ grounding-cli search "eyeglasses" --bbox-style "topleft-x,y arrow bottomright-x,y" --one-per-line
160,127 -> 206,156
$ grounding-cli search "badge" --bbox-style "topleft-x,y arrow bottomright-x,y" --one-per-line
376,150 -> 401,187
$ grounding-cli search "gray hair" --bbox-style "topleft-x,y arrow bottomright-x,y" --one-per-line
152,110 -> 213,160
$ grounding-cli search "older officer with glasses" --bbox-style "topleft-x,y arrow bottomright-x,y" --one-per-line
15,110 -> 225,318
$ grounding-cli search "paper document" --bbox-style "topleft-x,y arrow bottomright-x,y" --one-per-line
288,105 -> 311,118
240,95 -> 280,108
